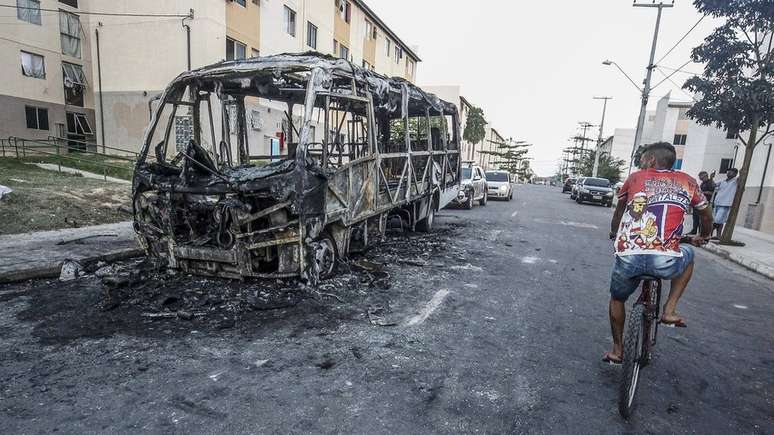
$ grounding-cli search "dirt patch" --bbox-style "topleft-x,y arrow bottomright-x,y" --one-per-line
0,159 -> 130,235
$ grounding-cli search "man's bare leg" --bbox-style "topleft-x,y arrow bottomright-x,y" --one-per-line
608,299 -> 626,359
663,261 -> 694,322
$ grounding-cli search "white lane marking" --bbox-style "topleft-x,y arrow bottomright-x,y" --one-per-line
255,359 -> 269,368
511,210 -> 519,217
561,221 -> 599,229
733,304 -> 748,310
533,218 -> 599,230
406,289 -> 450,326
209,370 -> 226,381
451,263 -> 483,272
521,256 -> 540,264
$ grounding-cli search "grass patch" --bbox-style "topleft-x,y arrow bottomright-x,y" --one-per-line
19,152 -> 136,180
0,158 -> 131,235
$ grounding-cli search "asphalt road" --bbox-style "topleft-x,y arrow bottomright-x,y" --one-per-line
1,184 -> 772,434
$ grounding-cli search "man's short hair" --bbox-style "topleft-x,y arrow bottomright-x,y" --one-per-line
642,142 -> 677,169
728,168 -> 739,174
698,171 -> 708,177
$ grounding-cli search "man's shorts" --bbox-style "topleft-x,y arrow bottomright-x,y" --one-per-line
713,206 -> 731,225
610,246 -> 695,302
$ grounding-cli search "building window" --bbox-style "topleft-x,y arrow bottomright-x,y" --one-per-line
251,48 -> 260,58
340,44 -> 349,60
407,59 -> 415,78
17,0 -> 41,25
62,62 -> 86,107
677,107 -> 690,120
673,134 -> 687,145
59,10 -> 81,58
719,158 -> 734,174
59,0 -> 77,7
234,0 -> 246,6
336,0 -> 351,23
726,129 -> 737,140
333,39 -> 339,56
395,46 -> 403,64
386,38 -> 391,57
226,38 -> 246,60
365,21 -> 373,40
25,106 -> 49,130
284,5 -> 296,37
307,22 -> 317,49
20,51 -> 45,79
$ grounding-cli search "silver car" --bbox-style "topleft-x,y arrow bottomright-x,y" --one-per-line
485,170 -> 513,201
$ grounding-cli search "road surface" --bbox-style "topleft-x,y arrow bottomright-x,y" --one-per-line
1,184 -> 772,434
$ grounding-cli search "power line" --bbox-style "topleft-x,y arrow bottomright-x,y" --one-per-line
658,64 -> 702,75
0,4 -> 191,18
656,67 -> 698,102
654,15 -> 706,67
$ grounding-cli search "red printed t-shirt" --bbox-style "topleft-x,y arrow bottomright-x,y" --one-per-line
615,169 -> 707,257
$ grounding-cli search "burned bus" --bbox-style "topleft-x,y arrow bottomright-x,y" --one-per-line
132,53 -> 461,284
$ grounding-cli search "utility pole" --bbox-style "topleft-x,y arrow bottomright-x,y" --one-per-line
592,96 -> 612,177
630,1 -> 674,173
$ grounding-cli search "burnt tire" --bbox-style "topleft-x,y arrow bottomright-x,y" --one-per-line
313,233 -> 338,280
619,303 -> 645,419
416,206 -> 435,233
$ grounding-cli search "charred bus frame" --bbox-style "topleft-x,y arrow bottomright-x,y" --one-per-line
133,53 -> 461,284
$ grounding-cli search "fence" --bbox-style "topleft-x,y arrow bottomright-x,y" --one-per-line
0,136 -> 142,182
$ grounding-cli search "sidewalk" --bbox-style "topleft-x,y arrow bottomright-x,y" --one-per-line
703,226 -> 774,281
0,222 -> 142,284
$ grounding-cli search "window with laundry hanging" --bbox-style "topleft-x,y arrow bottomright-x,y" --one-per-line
62,62 -> 86,106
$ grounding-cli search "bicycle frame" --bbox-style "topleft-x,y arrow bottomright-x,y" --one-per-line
635,278 -> 663,366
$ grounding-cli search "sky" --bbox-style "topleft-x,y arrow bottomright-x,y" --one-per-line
366,0 -> 722,176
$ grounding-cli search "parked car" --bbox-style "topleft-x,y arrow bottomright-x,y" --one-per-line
570,177 -> 586,200
562,177 -> 576,193
485,170 -> 513,201
453,162 -> 487,209
574,177 -> 614,207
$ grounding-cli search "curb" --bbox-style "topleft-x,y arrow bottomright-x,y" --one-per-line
0,248 -> 144,284
702,243 -> 774,281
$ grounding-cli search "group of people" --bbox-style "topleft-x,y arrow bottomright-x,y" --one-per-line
688,168 -> 739,239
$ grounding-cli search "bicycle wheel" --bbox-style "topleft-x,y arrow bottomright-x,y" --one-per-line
619,303 -> 645,418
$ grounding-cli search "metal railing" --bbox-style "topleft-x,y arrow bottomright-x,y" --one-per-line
1,136 -> 139,182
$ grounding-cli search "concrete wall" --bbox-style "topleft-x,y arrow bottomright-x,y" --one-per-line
226,0 -> 261,55
89,0 -> 226,150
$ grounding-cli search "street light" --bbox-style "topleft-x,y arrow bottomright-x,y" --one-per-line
602,60 -> 643,93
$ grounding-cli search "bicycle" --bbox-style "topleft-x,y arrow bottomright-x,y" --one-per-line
617,236 -> 704,418
618,272 -> 662,418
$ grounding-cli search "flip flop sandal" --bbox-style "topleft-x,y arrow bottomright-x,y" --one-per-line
660,318 -> 687,328
603,352 -> 622,365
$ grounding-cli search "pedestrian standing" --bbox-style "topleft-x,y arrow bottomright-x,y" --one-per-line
712,168 -> 738,239
689,171 -> 715,235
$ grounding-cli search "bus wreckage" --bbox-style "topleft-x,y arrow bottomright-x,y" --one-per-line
132,53 -> 461,284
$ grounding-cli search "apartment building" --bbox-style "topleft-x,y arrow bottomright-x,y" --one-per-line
0,0 -> 96,147
1,0 -> 419,156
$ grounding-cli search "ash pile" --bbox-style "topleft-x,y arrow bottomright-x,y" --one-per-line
96,225 -> 461,328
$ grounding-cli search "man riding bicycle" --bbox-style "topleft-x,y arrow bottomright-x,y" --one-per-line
604,142 -> 713,364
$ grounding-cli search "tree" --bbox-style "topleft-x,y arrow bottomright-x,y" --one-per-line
576,150 -> 626,184
683,0 -> 774,244
463,107 -> 487,161
479,139 -> 531,174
